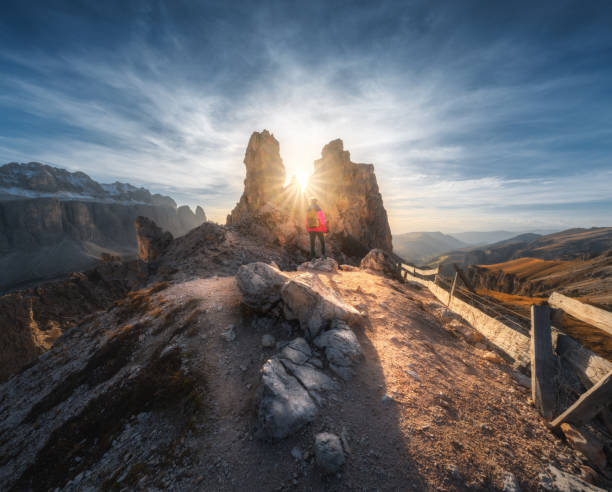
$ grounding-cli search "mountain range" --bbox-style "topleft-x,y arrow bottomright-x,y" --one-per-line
0,162 -> 207,291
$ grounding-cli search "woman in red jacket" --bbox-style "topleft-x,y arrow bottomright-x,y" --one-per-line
305,197 -> 327,259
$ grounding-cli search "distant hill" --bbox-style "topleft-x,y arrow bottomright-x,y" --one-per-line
392,231 -> 467,264
427,227 -> 612,274
449,230 -> 519,246
0,162 -> 207,291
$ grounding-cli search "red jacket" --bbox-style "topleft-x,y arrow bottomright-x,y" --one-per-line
306,207 -> 327,233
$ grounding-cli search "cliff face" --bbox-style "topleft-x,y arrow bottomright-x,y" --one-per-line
310,139 -> 393,255
0,163 -> 207,291
226,131 -> 393,258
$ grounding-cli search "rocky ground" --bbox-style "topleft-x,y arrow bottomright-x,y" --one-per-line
1,254 -> 610,491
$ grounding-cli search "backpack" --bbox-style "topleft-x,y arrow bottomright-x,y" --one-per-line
307,208 -> 320,228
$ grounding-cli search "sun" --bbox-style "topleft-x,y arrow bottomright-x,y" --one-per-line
295,171 -> 310,193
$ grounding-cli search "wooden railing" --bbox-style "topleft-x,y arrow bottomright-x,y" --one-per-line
530,292 -> 612,429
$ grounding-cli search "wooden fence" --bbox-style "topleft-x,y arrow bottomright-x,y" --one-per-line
400,263 -> 612,431
530,292 -> 612,430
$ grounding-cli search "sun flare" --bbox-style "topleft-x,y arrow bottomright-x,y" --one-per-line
295,171 -> 310,193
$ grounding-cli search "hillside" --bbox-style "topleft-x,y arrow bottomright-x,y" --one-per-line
428,228 -> 612,273
0,162 -> 206,291
449,230 -> 522,246
393,231 -> 466,264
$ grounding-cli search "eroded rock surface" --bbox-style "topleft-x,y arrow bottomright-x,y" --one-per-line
281,273 -> 361,338
236,262 -> 290,312
135,216 -> 173,262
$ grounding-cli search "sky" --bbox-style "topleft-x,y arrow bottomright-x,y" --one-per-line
1,0 -> 611,234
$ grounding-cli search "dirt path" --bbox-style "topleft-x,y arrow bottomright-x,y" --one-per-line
162,270 -> 590,491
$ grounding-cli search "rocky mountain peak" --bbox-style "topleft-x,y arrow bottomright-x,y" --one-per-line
227,131 -> 393,258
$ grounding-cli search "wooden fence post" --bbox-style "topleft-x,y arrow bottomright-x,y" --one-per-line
447,272 -> 458,307
530,304 -> 557,420
550,369 -> 612,429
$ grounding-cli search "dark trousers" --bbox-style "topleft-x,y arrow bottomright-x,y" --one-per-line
309,231 -> 326,258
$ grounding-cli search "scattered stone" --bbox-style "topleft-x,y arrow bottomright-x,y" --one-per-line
447,464 -> 461,480
502,471 -> 520,492
258,359 -> 318,439
538,464 -> 605,491
359,249 -> 402,281
404,368 -> 420,382
482,351 -> 504,365
236,262 -> 290,313
512,372 -> 531,389
560,423 -> 607,470
291,446 -> 303,461
314,433 -> 345,474
261,334 -> 276,348
297,257 -> 339,273
221,325 -> 236,342
381,394 -> 395,404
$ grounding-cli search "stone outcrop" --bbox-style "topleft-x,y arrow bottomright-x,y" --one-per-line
281,273 -> 362,338
226,131 -> 393,259
310,139 -> 393,255
236,262 -> 290,312
0,258 -> 142,382
360,248 -> 402,280
135,216 -> 173,262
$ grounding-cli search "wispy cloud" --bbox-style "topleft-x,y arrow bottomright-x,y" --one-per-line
0,1 -> 610,231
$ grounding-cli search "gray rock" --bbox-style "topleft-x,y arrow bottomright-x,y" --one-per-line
236,262 -> 290,313
381,394 -> 395,404
279,338 -> 312,365
281,274 -> 361,338
280,359 -> 339,394
329,363 -> 355,381
447,464 -> 461,480
538,465 -> 604,492
502,471 -> 521,492
221,325 -> 236,342
297,258 -> 339,273
314,433 -> 345,474
261,334 -> 276,348
258,359 -> 318,439
314,328 -> 362,367
291,446 -> 303,461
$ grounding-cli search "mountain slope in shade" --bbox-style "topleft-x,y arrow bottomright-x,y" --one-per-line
0,162 -> 207,292
392,231 -> 467,264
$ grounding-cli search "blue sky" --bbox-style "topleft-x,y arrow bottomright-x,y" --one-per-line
1,0 -> 611,233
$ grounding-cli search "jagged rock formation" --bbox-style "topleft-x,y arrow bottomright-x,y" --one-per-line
310,139 -> 393,255
0,258 -> 142,382
226,130 -> 393,259
0,162 -> 206,291
135,216 -> 173,262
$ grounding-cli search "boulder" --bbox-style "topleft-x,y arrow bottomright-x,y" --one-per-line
281,274 -> 361,338
236,262 -> 290,312
314,432 -> 345,474
314,326 -> 362,368
134,216 -> 173,262
261,334 -> 276,348
539,464 -> 605,491
258,359 -> 318,439
360,249 -> 401,280
298,257 -> 339,273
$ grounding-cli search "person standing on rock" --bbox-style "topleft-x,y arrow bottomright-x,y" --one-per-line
306,197 -> 327,259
